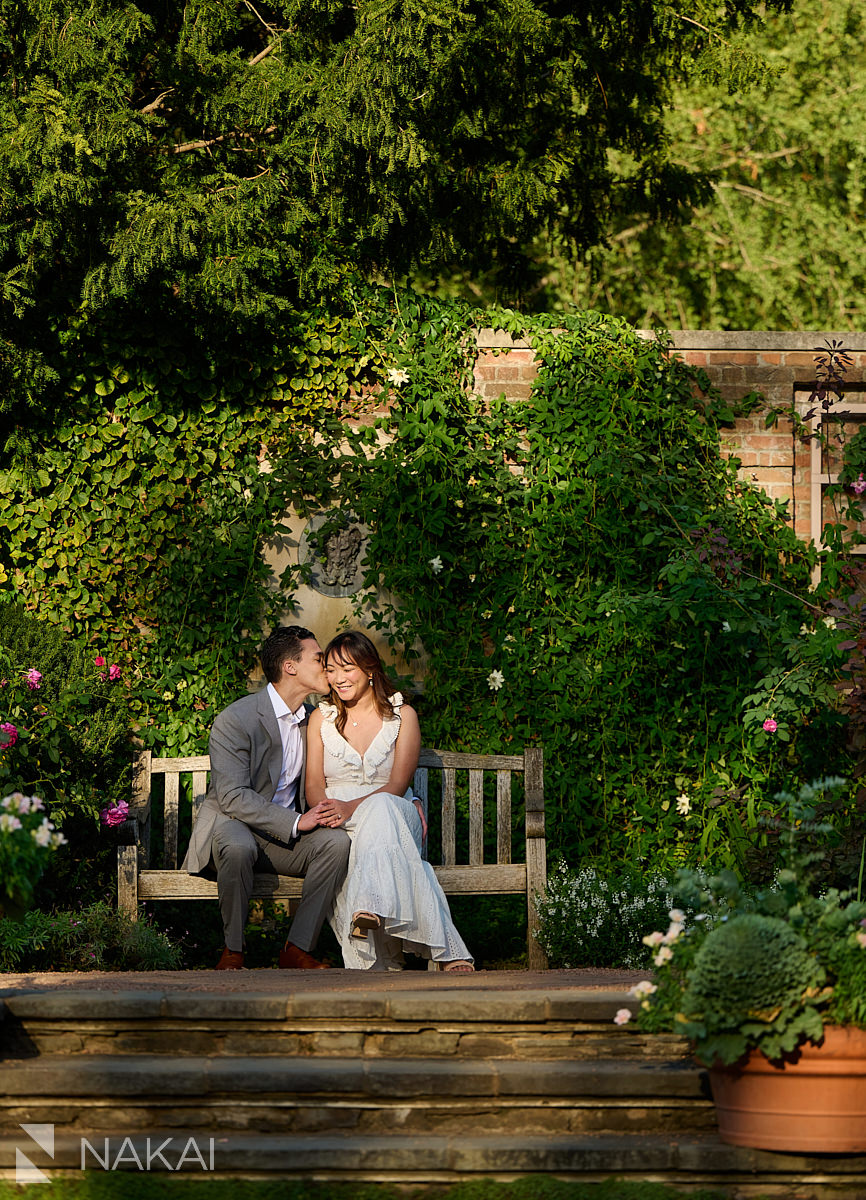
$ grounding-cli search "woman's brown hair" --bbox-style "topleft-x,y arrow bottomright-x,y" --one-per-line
323,631 -> 399,735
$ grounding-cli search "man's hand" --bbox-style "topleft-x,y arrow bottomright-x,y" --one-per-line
297,802 -> 333,833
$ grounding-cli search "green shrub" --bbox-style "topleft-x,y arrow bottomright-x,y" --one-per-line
535,862 -> 673,968
682,913 -> 823,1023
0,601 -> 132,907
0,901 -> 181,971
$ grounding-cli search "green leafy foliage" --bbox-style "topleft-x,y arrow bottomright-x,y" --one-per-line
514,0 -> 866,329
326,300 -> 853,873
0,901 -> 181,971
1,0 -> 795,423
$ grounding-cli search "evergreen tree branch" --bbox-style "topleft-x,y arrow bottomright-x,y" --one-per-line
243,0 -> 278,35
139,90 -> 174,114
249,40 -> 280,66
170,127 -> 278,154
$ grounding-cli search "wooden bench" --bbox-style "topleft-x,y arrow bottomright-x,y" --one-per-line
118,747 -> 548,969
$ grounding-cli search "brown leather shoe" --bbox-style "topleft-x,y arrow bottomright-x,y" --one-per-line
215,947 -> 245,970
278,941 -> 331,969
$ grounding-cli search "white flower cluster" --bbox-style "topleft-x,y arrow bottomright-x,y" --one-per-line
534,864 -> 674,969
0,792 -> 66,848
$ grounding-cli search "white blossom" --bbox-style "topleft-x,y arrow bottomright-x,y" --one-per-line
32,820 -> 54,847
387,367 -> 410,386
613,1008 -> 632,1026
675,793 -> 691,816
429,556 -> 444,574
628,980 -> 658,1000
487,669 -> 505,691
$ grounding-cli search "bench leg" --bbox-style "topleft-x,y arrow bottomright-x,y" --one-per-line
526,838 -> 548,971
117,846 -> 139,921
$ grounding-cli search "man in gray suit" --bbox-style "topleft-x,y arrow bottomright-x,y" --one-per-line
182,626 -> 350,970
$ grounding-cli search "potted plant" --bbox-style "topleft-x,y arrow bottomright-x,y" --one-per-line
618,779 -> 866,1152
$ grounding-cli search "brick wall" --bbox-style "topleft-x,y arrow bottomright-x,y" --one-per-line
475,329 -> 866,547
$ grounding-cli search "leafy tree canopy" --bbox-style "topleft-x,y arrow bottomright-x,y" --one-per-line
1,0 -> 792,417
473,0 -> 865,328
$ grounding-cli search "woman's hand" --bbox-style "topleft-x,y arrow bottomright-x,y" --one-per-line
413,799 -> 428,841
317,797 -> 351,827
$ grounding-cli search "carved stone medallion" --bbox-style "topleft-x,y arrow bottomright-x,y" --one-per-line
298,511 -> 369,597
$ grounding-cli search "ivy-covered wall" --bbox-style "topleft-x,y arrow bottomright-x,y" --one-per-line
1,294 -> 859,885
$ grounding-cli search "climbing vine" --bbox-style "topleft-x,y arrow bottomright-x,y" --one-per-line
0,288 -> 858,894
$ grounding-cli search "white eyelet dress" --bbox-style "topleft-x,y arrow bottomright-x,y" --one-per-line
320,694 -> 473,970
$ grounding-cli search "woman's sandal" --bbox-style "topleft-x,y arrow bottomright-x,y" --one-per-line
350,911 -> 381,939
438,960 -> 475,973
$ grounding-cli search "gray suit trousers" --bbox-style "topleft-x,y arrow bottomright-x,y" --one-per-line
212,820 -> 350,953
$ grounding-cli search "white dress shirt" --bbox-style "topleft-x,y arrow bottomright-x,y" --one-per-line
266,683 -> 306,839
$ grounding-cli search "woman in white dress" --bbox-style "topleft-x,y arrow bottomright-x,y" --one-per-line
305,631 -> 474,972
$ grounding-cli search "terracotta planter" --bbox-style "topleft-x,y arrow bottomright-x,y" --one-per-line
708,1025 -> 866,1152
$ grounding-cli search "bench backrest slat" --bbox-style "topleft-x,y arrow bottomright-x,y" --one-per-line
192,770 -> 208,819
164,773 -> 180,869
468,769 -> 484,866
441,767 -> 456,866
496,770 -> 512,865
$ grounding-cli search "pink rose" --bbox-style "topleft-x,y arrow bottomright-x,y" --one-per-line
852,474 -> 866,496
99,800 -> 129,827
108,664 -> 121,681
94,656 -> 106,667
762,718 -> 778,733
0,722 -> 18,748
24,668 -> 42,690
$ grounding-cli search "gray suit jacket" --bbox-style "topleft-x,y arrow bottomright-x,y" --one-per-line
182,688 -> 309,876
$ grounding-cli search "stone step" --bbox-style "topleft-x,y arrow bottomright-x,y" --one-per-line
1,987 -> 687,1062
1,1130 -> 865,1193
0,1054 -> 714,1137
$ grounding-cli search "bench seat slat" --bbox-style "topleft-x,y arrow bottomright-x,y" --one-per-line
138,862 -> 527,901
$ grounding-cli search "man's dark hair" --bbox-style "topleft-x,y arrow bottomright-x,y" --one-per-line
260,626 -> 316,684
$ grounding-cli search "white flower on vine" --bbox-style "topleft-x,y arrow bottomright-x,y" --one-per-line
487,669 -> 505,691
676,793 -> 691,816
387,368 -> 410,386
653,945 -> 674,966
628,980 -> 657,1000
613,1008 -> 632,1026
429,556 -> 444,574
